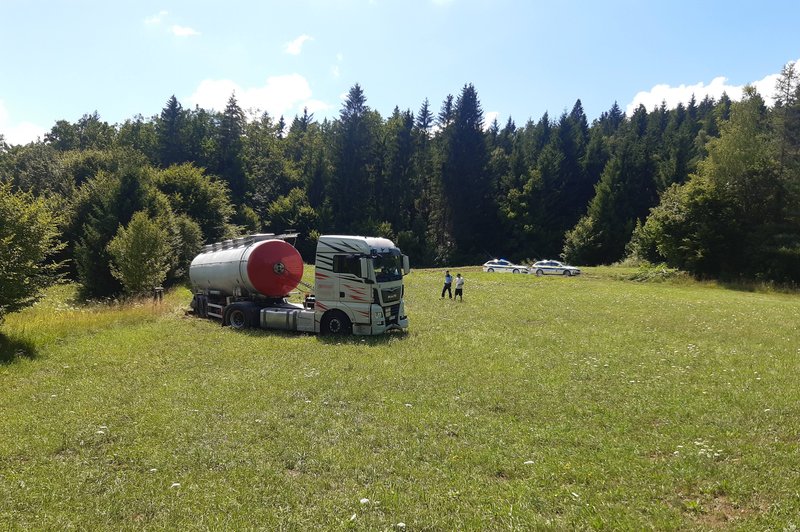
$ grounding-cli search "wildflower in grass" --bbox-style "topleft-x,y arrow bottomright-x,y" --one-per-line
524,460 -> 535,465
170,482 -> 180,489
360,498 -> 369,504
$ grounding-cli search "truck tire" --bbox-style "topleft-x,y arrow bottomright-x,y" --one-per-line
321,310 -> 352,335
224,302 -> 258,330
228,308 -> 248,329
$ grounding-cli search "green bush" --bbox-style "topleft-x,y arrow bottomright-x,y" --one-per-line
0,182 -> 64,321
107,211 -> 173,296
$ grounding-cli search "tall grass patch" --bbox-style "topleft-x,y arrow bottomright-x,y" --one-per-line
1,269 -> 798,529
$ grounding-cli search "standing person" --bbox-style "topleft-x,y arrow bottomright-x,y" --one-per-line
454,273 -> 465,301
441,270 -> 453,299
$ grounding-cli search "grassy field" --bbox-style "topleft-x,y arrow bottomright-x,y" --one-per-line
1,267 -> 799,530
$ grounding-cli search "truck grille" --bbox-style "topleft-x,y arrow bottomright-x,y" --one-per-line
385,304 -> 401,325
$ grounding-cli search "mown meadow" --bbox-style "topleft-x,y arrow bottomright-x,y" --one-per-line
1,268 -> 799,530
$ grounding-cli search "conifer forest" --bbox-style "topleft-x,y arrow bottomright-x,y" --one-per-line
2,62 -> 800,302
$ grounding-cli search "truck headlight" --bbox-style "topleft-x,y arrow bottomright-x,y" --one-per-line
373,310 -> 384,318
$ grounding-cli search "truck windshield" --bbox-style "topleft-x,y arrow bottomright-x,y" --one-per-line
373,252 -> 403,282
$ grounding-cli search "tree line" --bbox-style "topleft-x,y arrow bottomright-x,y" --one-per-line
1,62 -> 799,315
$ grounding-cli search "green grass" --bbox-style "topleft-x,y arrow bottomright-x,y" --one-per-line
1,269 -> 799,529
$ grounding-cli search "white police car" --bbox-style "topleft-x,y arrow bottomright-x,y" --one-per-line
482,259 -> 529,274
531,260 -> 581,276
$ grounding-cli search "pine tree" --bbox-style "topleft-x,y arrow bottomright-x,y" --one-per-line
216,93 -> 247,204
329,84 -> 379,232
437,94 -> 454,128
156,95 -> 187,166
439,84 -> 493,260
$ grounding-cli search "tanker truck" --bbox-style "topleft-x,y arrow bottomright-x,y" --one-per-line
189,234 -> 410,335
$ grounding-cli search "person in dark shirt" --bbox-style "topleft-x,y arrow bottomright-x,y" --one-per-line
441,270 -> 452,299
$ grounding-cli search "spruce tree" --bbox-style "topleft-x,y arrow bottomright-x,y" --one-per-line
439,84 -> 492,260
216,93 -> 247,204
156,95 -> 187,166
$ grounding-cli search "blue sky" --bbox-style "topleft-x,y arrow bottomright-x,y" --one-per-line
1,0 -> 799,145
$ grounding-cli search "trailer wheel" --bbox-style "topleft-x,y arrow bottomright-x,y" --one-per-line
193,295 -> 208,318
321,310 -> 352,335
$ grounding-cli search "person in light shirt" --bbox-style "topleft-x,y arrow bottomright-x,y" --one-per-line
454,273 -> 464,301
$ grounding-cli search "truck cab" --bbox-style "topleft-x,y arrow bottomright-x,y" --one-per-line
313,235 -> 410,334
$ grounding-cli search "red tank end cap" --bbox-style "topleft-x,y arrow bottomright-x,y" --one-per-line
246,239 -> 304,297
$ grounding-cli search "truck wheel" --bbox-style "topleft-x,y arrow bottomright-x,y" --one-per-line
227,308 -> 249,330
322,310 -> 352,335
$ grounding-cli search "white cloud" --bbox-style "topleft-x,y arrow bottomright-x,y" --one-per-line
144,10 -> 168,25
484,111 -> 500,130
0,100 -> 46,146
145,11 -> 199,37
284,34 -> 313,55
330,52 -> 343,79
171,25 -> 200,37
187,74 -> 330,119
626,60 -> 800,115
303,99 -> 333,115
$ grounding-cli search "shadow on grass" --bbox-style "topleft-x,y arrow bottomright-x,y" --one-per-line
0,333 -> 37,364
316,330 -> 409,346
232,326 -> 408,346
715,279 -> 798,294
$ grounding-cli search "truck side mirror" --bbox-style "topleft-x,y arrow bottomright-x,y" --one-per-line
402,255 -> 410,275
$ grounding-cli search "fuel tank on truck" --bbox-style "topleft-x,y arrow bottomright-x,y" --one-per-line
189,236 -> 304,298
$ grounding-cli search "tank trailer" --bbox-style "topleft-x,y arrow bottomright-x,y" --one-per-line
189,234 -> 410,335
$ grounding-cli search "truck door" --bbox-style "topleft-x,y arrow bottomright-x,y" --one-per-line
332,254 -> 371,324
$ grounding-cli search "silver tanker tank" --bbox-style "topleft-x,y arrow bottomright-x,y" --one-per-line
189,235 -> 304,298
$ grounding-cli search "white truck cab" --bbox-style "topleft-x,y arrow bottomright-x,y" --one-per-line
313,235 -> 410,334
